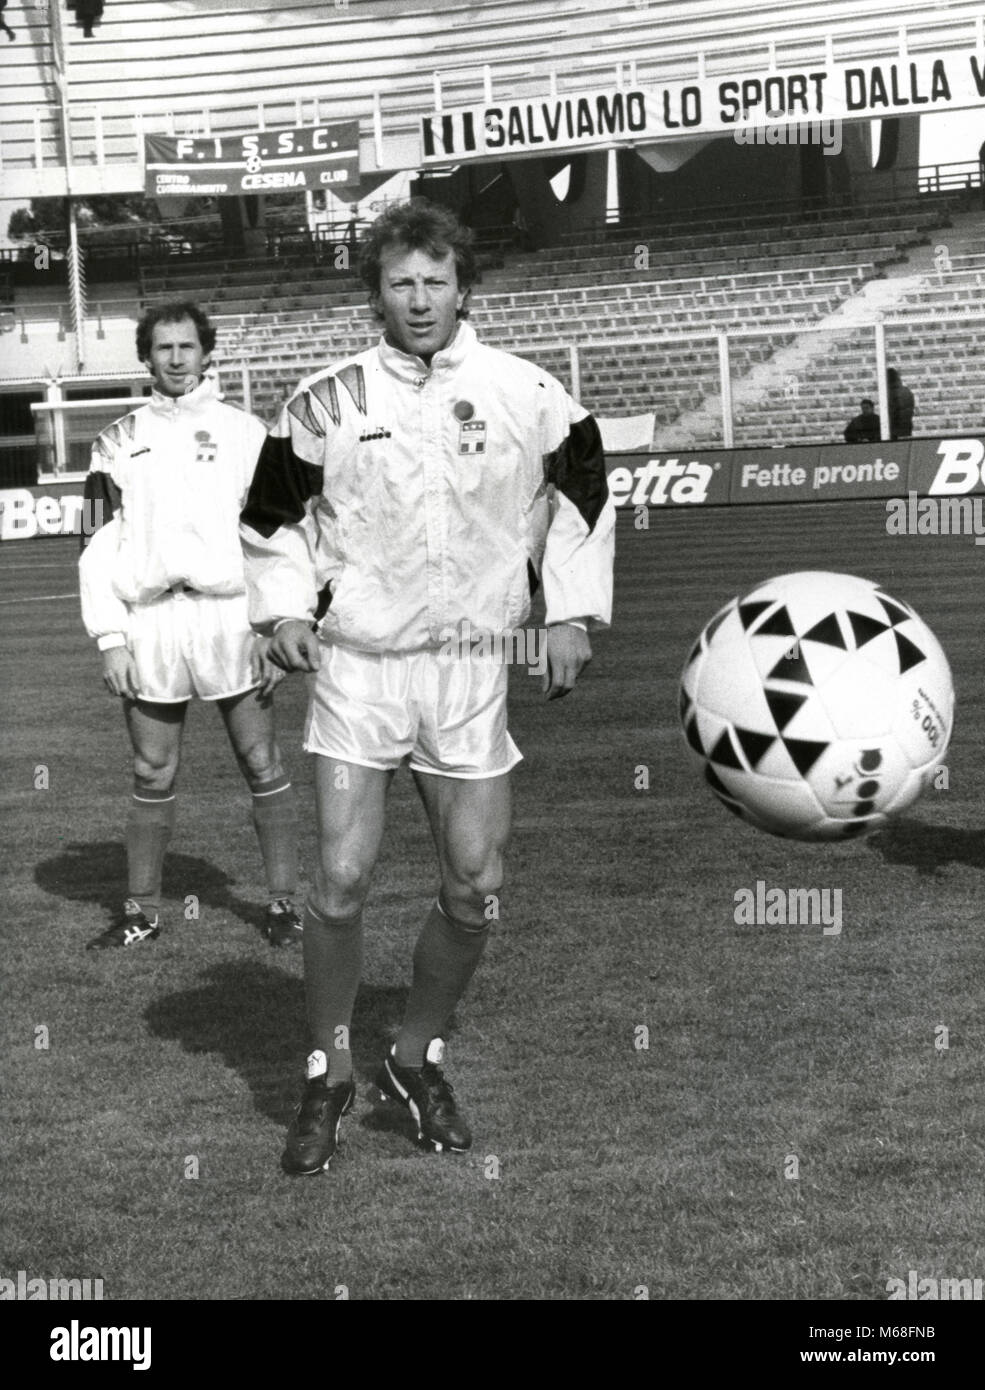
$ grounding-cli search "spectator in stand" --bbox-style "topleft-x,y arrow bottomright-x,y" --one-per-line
887,368 -> 915,441
73,0 -> 105,38
843,398 -> 881,444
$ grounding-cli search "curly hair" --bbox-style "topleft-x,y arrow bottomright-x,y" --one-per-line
136,301 -> 216,364
358,199 -> 476,316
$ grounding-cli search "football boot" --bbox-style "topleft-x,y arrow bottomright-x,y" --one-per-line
282,1053 -> 355,1175
265,897 -> 303,948
86,899 -> 160,951
376,1038 -> 472,1153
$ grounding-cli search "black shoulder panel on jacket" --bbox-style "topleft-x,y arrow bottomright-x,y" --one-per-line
543,415 -> 608,533
240,434 -> 323,539
79,467 -> 122,552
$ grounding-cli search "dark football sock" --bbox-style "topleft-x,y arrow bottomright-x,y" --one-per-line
303,901 -> 363,1083
394,899 -> 490,1068
250,775 -> 298,901
126,786 -> 175,920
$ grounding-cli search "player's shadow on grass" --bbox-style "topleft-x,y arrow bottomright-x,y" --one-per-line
35,840 -> 272,932
868,819 -> 985,877
144,961 -> 410,1125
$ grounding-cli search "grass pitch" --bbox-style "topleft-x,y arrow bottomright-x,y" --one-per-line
2,501 -> 983,1302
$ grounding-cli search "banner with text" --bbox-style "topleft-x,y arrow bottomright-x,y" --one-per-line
144,121 -> 360,197
908,437 -> 985,496
605,438 -> 985,507
1,482 -> 97,541
6,441 -> 985,541
421,52 -> 985,162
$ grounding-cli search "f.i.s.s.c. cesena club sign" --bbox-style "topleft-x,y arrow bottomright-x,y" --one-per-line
143,121 -> 360,196
420,51 -> 985,162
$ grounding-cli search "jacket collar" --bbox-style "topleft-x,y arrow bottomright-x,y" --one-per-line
378,320 -> 475,383
148,375 -> 219,416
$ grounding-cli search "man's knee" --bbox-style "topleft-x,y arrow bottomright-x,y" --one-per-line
132,750 -> 179,792
237,734 -> 284,788
442,847 -> 505,922
313,854 -> 374,916
457,845 -> 505,898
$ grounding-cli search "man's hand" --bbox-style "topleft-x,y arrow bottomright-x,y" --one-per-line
543,623 -> 592,700
251,635 -> 287,700
268,619 -> 322,674
101,645 -> 140,699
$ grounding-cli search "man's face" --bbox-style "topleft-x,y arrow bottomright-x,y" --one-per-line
861,401 -> 875,416
145,317 -> 209,397
373,246 -> 465,363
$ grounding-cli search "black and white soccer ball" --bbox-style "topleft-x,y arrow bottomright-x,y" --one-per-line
679,571 -> 955,841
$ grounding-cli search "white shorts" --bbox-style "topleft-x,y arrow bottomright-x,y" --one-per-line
127,590 -> 258,704
304,643 -> 523,778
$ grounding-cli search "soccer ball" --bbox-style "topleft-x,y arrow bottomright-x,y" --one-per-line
678,571 -> 954,841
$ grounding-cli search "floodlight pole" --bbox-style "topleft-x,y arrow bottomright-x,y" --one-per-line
67,202 -> 86,371
49,0 -> 86,371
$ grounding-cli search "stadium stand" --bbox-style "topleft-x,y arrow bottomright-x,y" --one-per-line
4,1 -> 979,176
1,187 -> 971,452
87,192 -> 949,433
1,0 -> 983,469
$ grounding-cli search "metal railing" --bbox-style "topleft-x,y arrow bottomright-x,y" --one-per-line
9,307 -> 984,478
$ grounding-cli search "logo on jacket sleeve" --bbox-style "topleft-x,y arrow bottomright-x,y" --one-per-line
459,420 -> 486,455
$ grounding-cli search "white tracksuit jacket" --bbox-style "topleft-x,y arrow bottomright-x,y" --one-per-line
79,378 -> 267,649
240,321 -> 615,651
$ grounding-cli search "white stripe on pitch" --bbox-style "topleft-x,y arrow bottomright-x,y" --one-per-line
0,592 -> 77,604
